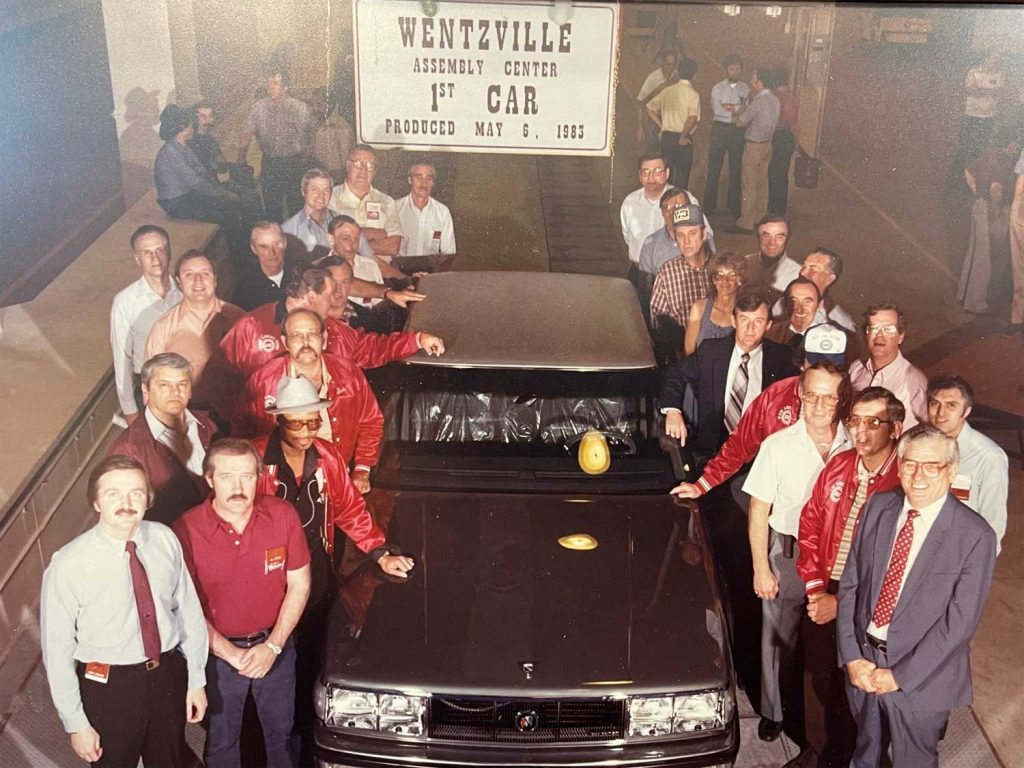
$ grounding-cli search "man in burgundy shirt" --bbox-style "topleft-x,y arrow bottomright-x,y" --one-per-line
174,438 -> 311,768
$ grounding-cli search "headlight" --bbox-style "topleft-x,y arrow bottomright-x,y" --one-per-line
321,685 -> 428,739
627,689 -> 733,740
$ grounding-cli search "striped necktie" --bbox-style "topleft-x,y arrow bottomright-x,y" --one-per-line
723,352 -> 750,433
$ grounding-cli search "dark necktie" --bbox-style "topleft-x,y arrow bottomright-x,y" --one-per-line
871,509 -> 920,628
723,352 -> 750,433
126,541 -> 162,660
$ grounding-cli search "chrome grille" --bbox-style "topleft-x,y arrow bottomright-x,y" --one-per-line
429,697 -> 625,744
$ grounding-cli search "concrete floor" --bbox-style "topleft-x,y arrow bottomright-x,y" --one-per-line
0,5 -> 1021,767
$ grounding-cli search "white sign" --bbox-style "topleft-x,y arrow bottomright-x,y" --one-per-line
352,0 -> 619,155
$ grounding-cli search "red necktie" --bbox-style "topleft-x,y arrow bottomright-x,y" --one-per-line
126,541 -> 162,661
871,509 -> 920,628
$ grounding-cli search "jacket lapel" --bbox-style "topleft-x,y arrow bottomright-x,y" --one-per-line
869,493 -> 904,609
889,494 -> 954,625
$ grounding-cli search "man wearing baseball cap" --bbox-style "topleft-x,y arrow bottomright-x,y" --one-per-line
649,203 -> 712,353
252,374 -> 413,763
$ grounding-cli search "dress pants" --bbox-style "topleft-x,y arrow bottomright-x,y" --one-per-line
205,640 -> 297,768
738,140 -> 773,231
767,129 -> 796,215
1010,183 -> 1024,325
78,650 -> 187,768
760,530 -> 805,728
159,191 -> 258,260
802,607 -> 856,766
660,132 -> 695,191
261,154 -> 308,221
846,642 -> 949,768
704,122 -> 745,215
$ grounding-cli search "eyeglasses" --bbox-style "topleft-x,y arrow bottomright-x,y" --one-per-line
899,460 -> 948,478
349,160 -> 376,171
280,417 -> 323,432
286,331 -> 322,343
801,392 -> 839,407
844,415 -> 893,430
866,324 -> 900,337
712,271 -> 740,281
640,167 -> 667,177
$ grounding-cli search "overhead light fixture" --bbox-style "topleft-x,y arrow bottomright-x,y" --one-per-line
558,533 -> 598,551
723,5 -> 741,17
766,6 -> 783,18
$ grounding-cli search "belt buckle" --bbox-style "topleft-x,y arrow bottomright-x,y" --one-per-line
145,659 -> 160,671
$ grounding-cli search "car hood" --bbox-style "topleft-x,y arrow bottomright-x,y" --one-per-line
322,491 -> 731,696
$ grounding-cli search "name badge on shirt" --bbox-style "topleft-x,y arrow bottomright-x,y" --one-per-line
265,546 -> 286,575
432,230 -> 442,240
84,662 -> 110,684
365,202 -> 382,222
951,473 -> 971,502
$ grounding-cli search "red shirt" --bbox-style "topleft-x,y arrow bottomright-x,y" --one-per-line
174,495 -> 311,637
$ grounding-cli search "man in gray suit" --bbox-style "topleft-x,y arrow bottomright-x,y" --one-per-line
837,424 -> 997,767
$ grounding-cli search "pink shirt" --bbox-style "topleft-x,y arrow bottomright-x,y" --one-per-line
849,350 -> 928,428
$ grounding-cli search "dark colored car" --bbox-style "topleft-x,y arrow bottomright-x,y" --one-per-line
313,272 -> 738,767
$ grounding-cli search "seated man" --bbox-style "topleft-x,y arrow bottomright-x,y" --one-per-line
231,221 -> 310,311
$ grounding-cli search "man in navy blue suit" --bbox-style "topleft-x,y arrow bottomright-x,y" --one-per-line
837,424 -> 997,767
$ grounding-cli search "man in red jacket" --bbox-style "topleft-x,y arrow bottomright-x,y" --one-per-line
252,373 -> 413,764
232,308 -> 384,493
790,386 -> 905,768
220,264 -> 444,378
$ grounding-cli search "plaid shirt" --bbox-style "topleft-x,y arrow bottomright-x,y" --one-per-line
650,256 -> 711,328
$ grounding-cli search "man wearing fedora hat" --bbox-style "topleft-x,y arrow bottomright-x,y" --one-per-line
254,374 -> 413,763
232,308 -> 384,494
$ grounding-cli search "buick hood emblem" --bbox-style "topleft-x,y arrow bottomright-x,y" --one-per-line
519,661 -> 535,680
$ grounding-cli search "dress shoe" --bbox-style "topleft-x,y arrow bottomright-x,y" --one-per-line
782,747 -> 819,767
758,716 -> 783,741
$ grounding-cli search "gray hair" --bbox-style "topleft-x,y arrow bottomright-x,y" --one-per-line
896,424 -> 959,465
141,353 -> 194,386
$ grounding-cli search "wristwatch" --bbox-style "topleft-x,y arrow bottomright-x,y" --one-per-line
265,641 -> 282,656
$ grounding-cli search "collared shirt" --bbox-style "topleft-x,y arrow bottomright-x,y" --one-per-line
242,96 -> 313,157
110,277 -> 183,413
964,66 -> 1004,119
849,351 -> 928,428
174,495 -> 311,638
650,254 -> 712,328
346,252 -> 386,309
743,418 -> 851,536
724,343 -> 765,415
282,207 -> 335,253
637,194 -> 715,276
637,67 -> 671,102
867,495 -> 945,641
329,183 -> 402,238
145,407 -> 207,476
736,88 -> 781,142
710,78 -> 751,123
620,186 -> 665,264
145,298 -> 246,384
955,422 -> 1009,551
743,251 -> 800,302
647,79 -> 701,134
395,195 -> 457,256
154,140 -> 230,201
41,521 -> 208,733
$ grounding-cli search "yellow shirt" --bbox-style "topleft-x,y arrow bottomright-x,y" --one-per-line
648,79 -> 701,135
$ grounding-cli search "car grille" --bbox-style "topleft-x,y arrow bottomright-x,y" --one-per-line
429,696 -> 625,744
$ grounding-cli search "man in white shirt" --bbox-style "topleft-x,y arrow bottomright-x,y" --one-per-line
329,144 -> 403,257
621,153 -> 672,284
796,247 -> 857,334
926,375 -> 1008,551
110,225 -> 183,423
636,48 -> 678,150
395,162 -> 456,257
704,53 -> 750,217
849,302 -> 928,428
743,361 -> 851,744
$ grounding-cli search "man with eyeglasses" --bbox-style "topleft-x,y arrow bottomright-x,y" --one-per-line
849,302 -> 928,428
329,144 -> 403,257
926,375 -> 1008,550
740,215 -> 801,308
251,374 -> 414,764
233,308 -> 384,494
792,387 -> 905,768
837,425 -> 996,768
621,153 -> 674,284
742,361 -> 851,747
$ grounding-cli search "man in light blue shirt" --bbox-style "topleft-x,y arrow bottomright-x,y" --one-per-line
734,69 -> 781,232
705,54 -> 750,217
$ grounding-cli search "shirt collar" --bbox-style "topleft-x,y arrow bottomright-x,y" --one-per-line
732,343 -> 763,363
145,407 -> 199,441
900,494 -> 946,520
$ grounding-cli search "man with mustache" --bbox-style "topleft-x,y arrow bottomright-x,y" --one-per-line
232,308 -> 384,493
849,303 -> 928,428
174,438 -> 311,768
41,456 -> 208,767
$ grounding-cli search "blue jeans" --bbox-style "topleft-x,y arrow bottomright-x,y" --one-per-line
205,640 -> 297,768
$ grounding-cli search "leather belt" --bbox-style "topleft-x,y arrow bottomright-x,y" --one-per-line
866,634 -> 888,653
227,628 -> 272,648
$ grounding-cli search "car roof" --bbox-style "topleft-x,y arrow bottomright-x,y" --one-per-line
404,271 -> 656,371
